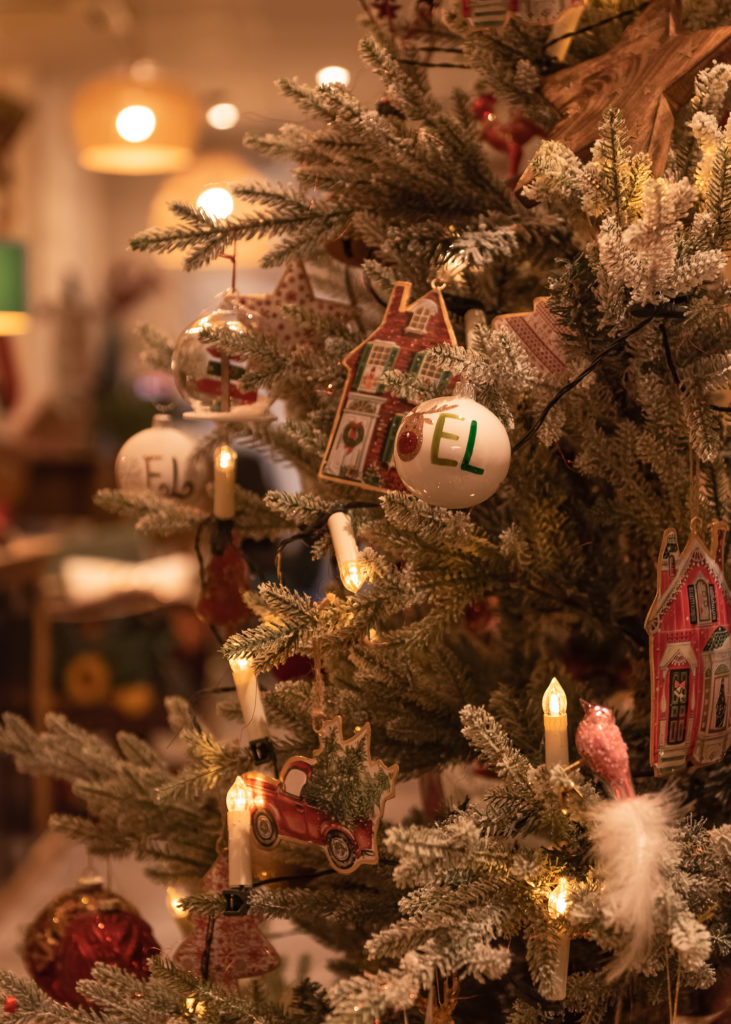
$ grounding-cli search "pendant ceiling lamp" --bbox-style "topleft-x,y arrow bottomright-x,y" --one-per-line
72,62 -> 200,175
0,240 -> 29,335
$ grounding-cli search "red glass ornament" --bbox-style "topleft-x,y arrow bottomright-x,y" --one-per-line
23,882 -> 159,1006
4,997 -> 17,1014
271,653 -> 313,682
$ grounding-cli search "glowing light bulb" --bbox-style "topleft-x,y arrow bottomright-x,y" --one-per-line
226,775 -> 250,812
547,877 -> 571,918
316,65 -> 351,88
205,101 -> 240,130
185,994 -> 206,1016
166,886 -> 188,919
340,559 -> 369,594
542,677 -> 569,767
213,442 -> 237,519
196,186 -> 234,219
115,104 -> 156,143
542,677 -> 567,717
328,512 -> 367,593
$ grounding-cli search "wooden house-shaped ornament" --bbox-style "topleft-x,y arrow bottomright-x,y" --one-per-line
645,522 -> 731,775
319,282 -> 456,492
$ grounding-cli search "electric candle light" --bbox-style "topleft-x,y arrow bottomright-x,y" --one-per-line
547,877 -> 572,1001
229,655 -> 270,742
213,442 -> 237,519
542,677 -> 569,768
165,885 -> 188,920
328,512 -> 368,593
226,775 -> 253,887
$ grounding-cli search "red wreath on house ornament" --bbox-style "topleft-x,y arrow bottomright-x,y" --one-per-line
343,421 -> 365,449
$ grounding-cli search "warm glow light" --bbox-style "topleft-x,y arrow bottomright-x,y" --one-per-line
229,655 -> 253,674
215,443 -> 236,470
547,877 -> 571,919
205,101 -> 240,130
316,65 -> 351,88
226,775 -> 251,812
115,104 -> 156,142
542,677 -> 567,717
185,995 -> 205,1016
340,559 -> 368,594
196,186 -> 234,219
166,886 -> 188,919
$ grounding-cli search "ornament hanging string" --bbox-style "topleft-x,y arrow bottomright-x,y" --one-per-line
311,640 -> 326,725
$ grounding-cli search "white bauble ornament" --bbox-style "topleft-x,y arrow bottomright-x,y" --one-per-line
114,414 -> 209,504
172,289 -> 260,414
394,395 -> 511,508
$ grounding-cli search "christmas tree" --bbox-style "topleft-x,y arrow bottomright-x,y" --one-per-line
2,1 -> 731,1022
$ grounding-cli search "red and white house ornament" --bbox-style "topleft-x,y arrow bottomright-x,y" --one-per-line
320,281 -> 457,492
645,521 -> 731,775
114,413 -> 209,504
394,394 -> 511,508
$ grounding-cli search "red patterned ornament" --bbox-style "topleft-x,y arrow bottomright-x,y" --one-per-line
23,880 -> 159,1006
320,281 -> 458,492
197,541 -> 255,637
173,856 -> 279,985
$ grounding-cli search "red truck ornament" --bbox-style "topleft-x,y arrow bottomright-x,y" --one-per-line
243,717 -> 398,874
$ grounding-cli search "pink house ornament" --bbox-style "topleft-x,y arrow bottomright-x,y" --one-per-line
319,281 -> 457,492
645,521 -> 731,775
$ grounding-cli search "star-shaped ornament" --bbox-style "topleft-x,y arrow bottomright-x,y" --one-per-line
540,0 -> 731,173
237,260 -> 356,346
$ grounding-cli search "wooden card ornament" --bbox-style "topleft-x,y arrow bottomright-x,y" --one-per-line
320,281 -> 457,492
492,297 -> 569,384
240,717 -> 398,874
536,0 -> 731,175
645,522 -> 731,775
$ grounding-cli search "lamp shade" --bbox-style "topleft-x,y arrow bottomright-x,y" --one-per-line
72,69 -> 200,175
0,241 -> 29,335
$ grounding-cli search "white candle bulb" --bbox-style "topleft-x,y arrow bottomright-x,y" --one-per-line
546,877 -> 571,1001
229,655 -> 270,742
213,443 -> 237,519
542,677 -> 569,768
226,775 -> 252,886
328,511 -> 367,593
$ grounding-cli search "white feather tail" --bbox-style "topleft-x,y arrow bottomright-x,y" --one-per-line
589,792 -> 678,980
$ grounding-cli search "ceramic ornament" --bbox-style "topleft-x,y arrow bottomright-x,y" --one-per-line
320,281 -> 457,492
114,414 -> 209,504
242,716 -> 398,875
645,522 -> 731,775
394,395 -> 511,508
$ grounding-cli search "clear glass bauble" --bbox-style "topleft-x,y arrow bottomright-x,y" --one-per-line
171,290 -> 259,413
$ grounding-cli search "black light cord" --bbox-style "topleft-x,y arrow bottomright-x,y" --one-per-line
511,316 -> 654,454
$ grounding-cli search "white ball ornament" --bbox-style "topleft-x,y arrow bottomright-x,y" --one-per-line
114,414 -> 209,504
394,395 -> 511,508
